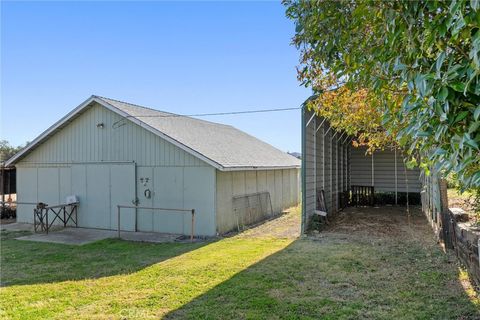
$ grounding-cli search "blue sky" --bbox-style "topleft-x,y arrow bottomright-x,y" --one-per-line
1,1 -> 310,152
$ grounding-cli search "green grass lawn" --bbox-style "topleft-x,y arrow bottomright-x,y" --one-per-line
1,207 -> 479,319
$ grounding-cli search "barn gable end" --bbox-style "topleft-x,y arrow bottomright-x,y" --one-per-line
18,102 -> 208,168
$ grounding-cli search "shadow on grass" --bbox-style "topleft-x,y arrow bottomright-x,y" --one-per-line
0,230 -> 208,287
164,236 -> 480,319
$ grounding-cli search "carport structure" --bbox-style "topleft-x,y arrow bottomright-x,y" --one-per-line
301,108 -> 422,232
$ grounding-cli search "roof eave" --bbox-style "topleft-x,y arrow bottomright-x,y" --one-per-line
219,165 -> 300,172
5,95 -> 98,166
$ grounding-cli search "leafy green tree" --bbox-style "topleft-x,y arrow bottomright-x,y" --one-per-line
0,140 -> 25,163
285,0 -> 480,187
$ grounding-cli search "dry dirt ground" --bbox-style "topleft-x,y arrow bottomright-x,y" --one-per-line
236,205 -> 431,240
323,205 -> 430,239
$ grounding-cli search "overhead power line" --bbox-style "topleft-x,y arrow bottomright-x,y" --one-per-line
125,106 -> 301,118
112,106 -> 301,128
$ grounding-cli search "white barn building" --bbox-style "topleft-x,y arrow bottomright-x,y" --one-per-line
6,96 -> 300,236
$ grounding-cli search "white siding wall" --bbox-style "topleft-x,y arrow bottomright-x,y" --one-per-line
350,147 -> 373,187
16,164 -> 217,236
135,166 -> 216,236
215,168 -> 300,234
19,103 -> 208,167
16,163 -> 136,230
15,103 -> 217,236
350,146 -> 422,192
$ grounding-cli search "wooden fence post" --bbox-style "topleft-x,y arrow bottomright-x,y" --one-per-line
438,178 -> 454,249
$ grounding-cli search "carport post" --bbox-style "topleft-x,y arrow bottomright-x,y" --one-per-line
117,205 -> 121,238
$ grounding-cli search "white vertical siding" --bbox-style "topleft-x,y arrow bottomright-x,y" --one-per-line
373,149 -> 397,191
266,170 -> 276,211
324,125 -> 333,212
274,170 -> 284,213
16,163 -> 136,230
136,166 -> 155,232
215,170 -> 234,234
331,133 -> 338,211
245,171 -> 257,194
16,167 -> 37,223
151,167 -> 185,233
215,168 -> 300,234
18,103 -> 208,167
350,146 -> 373,187
395,151 -> 422,193
16,164 -> 217,236
183,167 -> 216,236
256,171 -> 268,195
350,146 -> 422,192
134,165 -> 217,236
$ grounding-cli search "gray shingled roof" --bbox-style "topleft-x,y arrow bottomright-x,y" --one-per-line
97,96 -> 300,170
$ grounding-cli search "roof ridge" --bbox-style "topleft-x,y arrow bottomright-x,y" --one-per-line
94,95 -> 176,115
94,95 -> 233,128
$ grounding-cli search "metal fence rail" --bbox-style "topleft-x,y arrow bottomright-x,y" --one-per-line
0,200 -> 34,219
1,201 -> 79,233
350,185 -> 375,206
33,202 -> 79,234
116,205 -> 196,242
0,201 -> 39,209
233,191 -> 273,231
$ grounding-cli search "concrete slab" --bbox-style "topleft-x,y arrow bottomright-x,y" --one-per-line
16,228 -> 117,245
0,218 -> 16,225
1,222 -> 66,232
1,222 -> 35,232
13,227 -> 201,245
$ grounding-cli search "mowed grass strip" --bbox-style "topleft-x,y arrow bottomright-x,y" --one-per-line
0,231 -> 292,319
1,207 -> 479,319
167,236 -> 480,320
